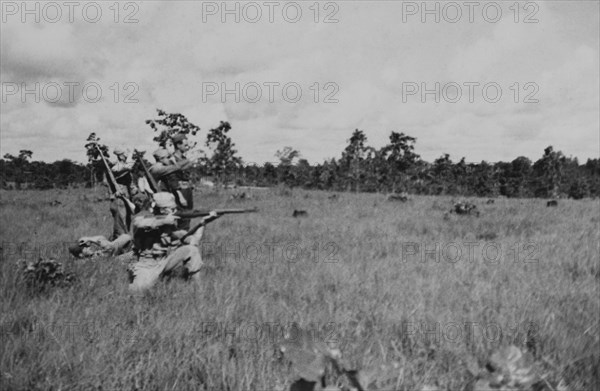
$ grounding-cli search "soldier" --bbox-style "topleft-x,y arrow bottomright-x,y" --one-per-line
69,234 -> 132,258
109,147 -> 136,239
161,137 -> 176,157
127,192 -> 220,292
171,133 -> 195,229
150,148 -> 182,191
149,145 -> 195,229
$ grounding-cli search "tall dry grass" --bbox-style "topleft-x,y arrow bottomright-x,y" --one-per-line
1,188 -> 598,390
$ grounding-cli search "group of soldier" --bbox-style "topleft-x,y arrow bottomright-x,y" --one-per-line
73,133 -> 221,293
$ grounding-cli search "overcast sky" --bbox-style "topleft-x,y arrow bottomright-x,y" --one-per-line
1,1 -> 598,165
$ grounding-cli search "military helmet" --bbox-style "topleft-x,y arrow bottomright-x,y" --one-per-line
152,148 -> 170,160
153,192 -> 177,209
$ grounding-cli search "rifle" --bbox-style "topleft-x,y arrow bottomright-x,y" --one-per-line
134,150 -> 159,193
177,208 -> 257,243
94,143 -> 136,213
175,208 -> 258,219
178,216 -> 210,244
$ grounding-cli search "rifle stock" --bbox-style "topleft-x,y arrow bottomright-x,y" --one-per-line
177,208 -> 256,243
178,219 -> 206,243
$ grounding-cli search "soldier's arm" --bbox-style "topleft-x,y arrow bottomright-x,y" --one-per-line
201,211 -> 221,225
133,215 -> 178,229
112,161 -> 135,173
176,158 -> 194,170
164,160 -> 192,173
150,163 -> 179,178
171,230 -> 188,240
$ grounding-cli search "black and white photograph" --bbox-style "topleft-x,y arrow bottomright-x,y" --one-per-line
1,1 -> 599,390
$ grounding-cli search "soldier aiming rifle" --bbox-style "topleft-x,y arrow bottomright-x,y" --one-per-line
127,192 -> 258,292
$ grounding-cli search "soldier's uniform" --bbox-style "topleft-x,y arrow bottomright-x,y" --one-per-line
170,133 -> 195,229
149,148 -> 172,189
149,145 -> 194,230
110,147 -> 135,239
127,192 -> 219,293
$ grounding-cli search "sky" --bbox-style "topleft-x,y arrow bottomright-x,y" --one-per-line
1,1 -> 598,165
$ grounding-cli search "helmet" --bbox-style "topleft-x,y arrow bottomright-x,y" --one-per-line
153,192 -> 177,209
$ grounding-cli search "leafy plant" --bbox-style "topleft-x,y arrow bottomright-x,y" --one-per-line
450,200 -> 480,216
279,325 -> 395,391
145,109 -> 201,146
17,257 -> 75,292
84,132 -> 110,161
468,345 -> 544,391
280,333 -> 558,391
203,121 -> 242,184
84,132 -> 110,187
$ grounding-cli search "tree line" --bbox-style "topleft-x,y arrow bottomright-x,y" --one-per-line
236,131 -> 599,199
2,111 -> 598,199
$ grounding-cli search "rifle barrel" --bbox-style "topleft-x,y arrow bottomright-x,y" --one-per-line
175,208 -> 258,218
95,145 -> 118,194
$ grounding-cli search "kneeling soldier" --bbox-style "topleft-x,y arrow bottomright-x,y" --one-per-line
127,192 -> 220,292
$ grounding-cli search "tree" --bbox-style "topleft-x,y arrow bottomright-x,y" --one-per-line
275,147 -> 302,187
379,131 -> 420,192
452,157 -> 470,194
317,159 -> 339,190
275,147 -> 301,166
4,150 -> 32,166
505,156 -> 532,197
533,146 -> 566,197
203,121 -> 242,184
84,132 -> 110,189
470,161 -> 497,197
430,154 -> 454,195
584,158 -> 600,197
340,129 -> 369,192
294,158 -> 313,188
263,162 -> 278,186
18,150 -> 33,161
3,150 -> 33,184
568,177 -> 590,199
145,109 -> 201,146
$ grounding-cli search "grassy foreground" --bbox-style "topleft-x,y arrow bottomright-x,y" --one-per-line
0,188 -> 598,390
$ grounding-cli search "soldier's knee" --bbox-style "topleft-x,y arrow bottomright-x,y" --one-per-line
185,227 -> 205,246
183,245 -> 203,272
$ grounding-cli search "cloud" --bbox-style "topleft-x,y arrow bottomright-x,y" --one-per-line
1,1 -> 598,165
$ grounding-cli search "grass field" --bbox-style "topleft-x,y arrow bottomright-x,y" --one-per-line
1,188 -> 598,390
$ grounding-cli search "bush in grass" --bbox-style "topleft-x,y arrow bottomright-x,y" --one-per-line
17,257 -> 75,293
